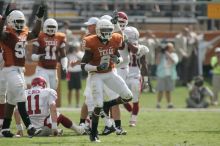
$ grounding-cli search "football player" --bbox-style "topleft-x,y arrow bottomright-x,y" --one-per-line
123,26 -> 149,127
32,18 -> 68,90
0,47 -> 6,129
78,17 -> 115,136
101,12 -> 139,135
0,15 -> 5,129
0,4 -> 45,137
81,19 -> 133,142
14,76 -> 89,136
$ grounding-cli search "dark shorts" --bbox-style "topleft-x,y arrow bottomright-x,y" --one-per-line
68,72 -> 82,90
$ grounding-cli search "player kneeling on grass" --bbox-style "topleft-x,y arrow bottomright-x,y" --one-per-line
14,76 -> 89,136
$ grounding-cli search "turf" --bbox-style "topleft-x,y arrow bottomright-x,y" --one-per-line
0,79 -> 220,146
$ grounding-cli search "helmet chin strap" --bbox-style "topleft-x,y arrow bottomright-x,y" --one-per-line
16,29 -> 22,34
97,36 -> 108,44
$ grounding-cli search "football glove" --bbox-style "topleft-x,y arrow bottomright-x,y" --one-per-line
111,10 -> 118,24
3,4 -> 17,20
36,5 -> 45,19
110,55 -> 120,64
97,63 -> 109,71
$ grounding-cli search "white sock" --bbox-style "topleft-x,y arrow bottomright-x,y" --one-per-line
70,122 -> 78,131
130,115 -> 137,122
103,117 -> 113,127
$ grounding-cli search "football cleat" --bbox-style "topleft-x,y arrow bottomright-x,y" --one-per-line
79,123 -> 91,135
27,127 -> 42,138
129,121 -> 136,127
167,104 -> 174,109
1,129 -> 21,138
101,125 -> 116,135
57,129 -> 63,136
115,127 -> 127,135
156,103 -> 161,109
89,132 -> 101,142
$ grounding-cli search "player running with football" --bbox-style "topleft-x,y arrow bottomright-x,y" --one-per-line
0,4 -> 45,137
32,18 -> 68,90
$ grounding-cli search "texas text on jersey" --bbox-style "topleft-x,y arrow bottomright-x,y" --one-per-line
33,32 -> 66,69
82,33 -> 123,73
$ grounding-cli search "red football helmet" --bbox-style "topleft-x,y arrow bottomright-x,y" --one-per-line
118,11 -> 128,30
31,76 -> 47,88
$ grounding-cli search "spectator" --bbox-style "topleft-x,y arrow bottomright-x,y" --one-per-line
174,27 -> 199,86
155,43 -> 179,108
140,30 -> 160,93
67,42 -> 84,108
210,47 -> 220,105
186,76 -> 213,108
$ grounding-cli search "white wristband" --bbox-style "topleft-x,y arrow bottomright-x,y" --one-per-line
84,64 -> 98,72
52,122 -> 58,129
31,54 -> 40,61
16,124 -> 24,131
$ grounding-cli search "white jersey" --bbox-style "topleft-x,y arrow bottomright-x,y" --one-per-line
67,50 -> 84,72
117,43 -> 130,69
25,87 -> 57,128
128,45 -> 149,78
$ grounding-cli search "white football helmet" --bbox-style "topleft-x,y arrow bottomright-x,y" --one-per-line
43,18 -> 58,35
96,19 -> 114,42
124,26 -> 139,45
100,15 -> 112,21
118,11 -> 128,31
7,10 -> 26,31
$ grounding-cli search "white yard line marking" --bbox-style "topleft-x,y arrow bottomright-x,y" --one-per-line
58,107 -> 220,112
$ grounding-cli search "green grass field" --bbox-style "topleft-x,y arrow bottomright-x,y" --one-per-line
0,79 -> 220,146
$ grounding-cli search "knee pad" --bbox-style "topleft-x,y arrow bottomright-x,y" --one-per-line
121,90 -> 133,102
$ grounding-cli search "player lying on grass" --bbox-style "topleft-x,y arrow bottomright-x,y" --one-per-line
14,76 -> 89,136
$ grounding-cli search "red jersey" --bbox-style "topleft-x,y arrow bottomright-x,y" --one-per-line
0,26 -> 29,67
83,33 -> 123,73
33,32 -> 66,69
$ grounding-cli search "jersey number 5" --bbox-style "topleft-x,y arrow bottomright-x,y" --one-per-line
27,94 -> 41,115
